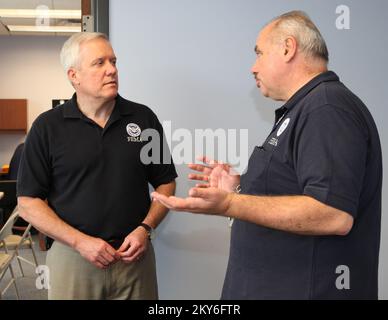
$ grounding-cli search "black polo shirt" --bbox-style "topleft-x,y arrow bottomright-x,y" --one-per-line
222,71 -> 382,299
17,94 -> 177,241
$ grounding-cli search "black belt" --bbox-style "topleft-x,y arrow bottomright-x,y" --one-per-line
107,238 -> 125,250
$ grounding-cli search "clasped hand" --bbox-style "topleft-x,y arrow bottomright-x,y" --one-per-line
77,225 -> 149,269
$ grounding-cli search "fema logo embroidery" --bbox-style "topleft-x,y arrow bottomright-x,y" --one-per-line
126,123 -> 142,142
277,118 -> 290,137
126,123 -> 141,137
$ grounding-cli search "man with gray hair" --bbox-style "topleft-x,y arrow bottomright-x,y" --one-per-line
153,11 -> 382,299
17,32 -> 177,299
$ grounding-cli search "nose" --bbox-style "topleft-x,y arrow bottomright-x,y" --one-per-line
251,59 -> 259,75
106,62 -> 117,76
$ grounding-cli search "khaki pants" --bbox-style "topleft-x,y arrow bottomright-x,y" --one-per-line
46,241 -> 158,300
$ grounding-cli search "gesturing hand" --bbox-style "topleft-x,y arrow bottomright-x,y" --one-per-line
151,186 -> 233,216
188,156 -> 240,192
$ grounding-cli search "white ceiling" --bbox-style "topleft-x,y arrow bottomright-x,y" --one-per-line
0,0 -> 81,36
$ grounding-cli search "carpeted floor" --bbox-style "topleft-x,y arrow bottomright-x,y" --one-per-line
1,234 -> 48,300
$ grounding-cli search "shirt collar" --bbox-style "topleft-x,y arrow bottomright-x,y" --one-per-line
281,70 -> 339,111
62,93 -> 134,119
62,93 -> 81,119
271,71 -> 339,131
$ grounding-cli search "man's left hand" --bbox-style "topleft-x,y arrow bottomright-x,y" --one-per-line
151,187 -> 233,216
116,226 -> 149,263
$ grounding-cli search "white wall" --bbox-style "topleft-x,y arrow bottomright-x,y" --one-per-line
110,0 -> 388,299
0,36 -> 74,166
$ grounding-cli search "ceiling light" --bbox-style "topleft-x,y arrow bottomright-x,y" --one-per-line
0,9 -> 81,19
7,25 -> 81,33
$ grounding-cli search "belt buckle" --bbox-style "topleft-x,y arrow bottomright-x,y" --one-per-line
108,239 -> 123,250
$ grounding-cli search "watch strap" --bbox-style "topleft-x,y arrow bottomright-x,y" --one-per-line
140,223 -> 153,239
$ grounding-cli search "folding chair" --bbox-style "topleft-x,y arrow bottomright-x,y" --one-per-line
0,208 -> 38,277
0,251 -> 20,299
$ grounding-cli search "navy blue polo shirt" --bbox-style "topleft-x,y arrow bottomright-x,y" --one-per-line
17,94 -> 177,241
222,71 -> 382,299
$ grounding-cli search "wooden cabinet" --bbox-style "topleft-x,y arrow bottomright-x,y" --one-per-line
0,99 -> 27,133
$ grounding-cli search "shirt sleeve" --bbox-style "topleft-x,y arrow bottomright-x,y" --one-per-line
17,117 -> 51,200
294,104 -> 368,218
145,111 -> 177,189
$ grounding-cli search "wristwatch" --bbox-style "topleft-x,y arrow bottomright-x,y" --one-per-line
140,222 -> 155,240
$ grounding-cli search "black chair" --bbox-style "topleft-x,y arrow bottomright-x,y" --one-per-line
2,143 -> 33,233
8,143 -> 24,180
1,144 -> 49,250
0,180 -> 17,226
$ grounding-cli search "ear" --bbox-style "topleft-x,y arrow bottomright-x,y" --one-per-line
283,36 -> 297,62
67,68 -> 80,86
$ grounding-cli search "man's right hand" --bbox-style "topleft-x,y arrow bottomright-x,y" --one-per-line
188,156 -> 240,192
75,236 -> 121,269
17,196 -> 121,269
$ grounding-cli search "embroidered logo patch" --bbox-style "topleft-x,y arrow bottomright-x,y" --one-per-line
126,123 -> 143,142
126,123 -> 141,137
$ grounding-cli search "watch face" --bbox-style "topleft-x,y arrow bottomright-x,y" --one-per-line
149,229 -> 156,240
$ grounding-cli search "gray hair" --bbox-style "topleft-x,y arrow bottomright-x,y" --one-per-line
268,11 -> 329,62
60,32 -> 108,73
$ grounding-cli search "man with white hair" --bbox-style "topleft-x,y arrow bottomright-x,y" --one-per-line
17,32 -> 177,299
152,11 -> 382,299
